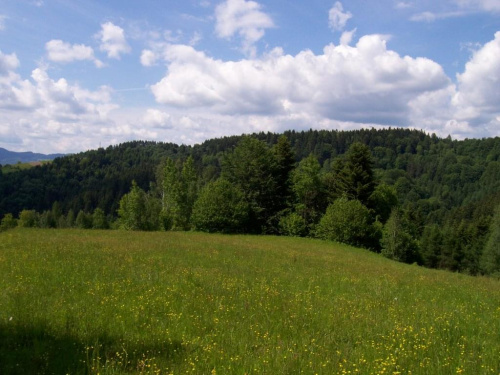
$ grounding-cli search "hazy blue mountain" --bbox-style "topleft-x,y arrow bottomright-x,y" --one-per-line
0,147 -> 65,165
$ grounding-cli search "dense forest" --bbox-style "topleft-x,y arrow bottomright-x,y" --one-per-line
1,128 -> 500,276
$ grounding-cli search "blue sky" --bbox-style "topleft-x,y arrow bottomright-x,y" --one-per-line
0,0 -> 499,153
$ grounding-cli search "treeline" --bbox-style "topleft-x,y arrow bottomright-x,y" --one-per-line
1,128 -> 500,276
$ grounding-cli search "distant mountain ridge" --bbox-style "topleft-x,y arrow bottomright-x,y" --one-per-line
0,147 -> 65,165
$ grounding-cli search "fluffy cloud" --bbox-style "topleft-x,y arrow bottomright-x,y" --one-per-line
46,40 -> 103,67
146,32 -> 500,142
142,109 -> 173,128
97,22 -> 131,59
452,32 -> 500,128
0,50 -> 19,75
329,2 -> 352,31
340,28 -> 357,45
29,68 -> 115,121
215,0 -> 274,57
151,35 -> 450,127
0,50 -> 38,109
0,53 -> 121,152
140,49 -> 158,67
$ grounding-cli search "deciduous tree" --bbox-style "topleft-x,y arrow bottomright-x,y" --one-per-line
191,179 -> 249,233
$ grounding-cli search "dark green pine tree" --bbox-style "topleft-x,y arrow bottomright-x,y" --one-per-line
480,204 -> 500,276
272,135 -> 296,212
327,142 -> 376,206
222,136 -> 279,233
161,158 -> 182,230
180,156 -> 198,229
420,224 -> 443,269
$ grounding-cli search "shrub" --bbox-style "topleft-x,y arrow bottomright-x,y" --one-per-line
279,212 -> 308,237
18,210 -> 38,228
315,197 -> 376,249
0,213 -> 17,231
191,179 -> 249,233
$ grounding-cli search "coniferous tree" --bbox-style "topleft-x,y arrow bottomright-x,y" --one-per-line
180,156 -> 198,229
330,142 -> 376,205
420,224 -> 443,268
273,135 -> 296,211
480,205 -> 500,276
161,158 -> 182,230
222,137 -> 279,232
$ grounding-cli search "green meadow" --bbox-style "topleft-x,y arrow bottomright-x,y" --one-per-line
0,228 -> 499,374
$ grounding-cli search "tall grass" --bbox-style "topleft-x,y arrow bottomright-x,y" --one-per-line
1,228 -> 499,374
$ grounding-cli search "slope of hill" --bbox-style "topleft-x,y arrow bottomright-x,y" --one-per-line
1,128 -> 500,275
0,147 -> 65,165
1,228 -> 499,374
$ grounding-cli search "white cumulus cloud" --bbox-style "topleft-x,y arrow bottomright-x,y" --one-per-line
215,0 -> 274,57
142,109 -> 173,128
45,40 -> 103,67
0,53 -> 120,152
0,50 -> 19,75
140,49 -> 158,67
97,22 -> 131,59
151,35 -> 450,127
146,32 -> 500,142
329,2 -> 352,31
340,28 -> 357,45
453,31 -> 500,127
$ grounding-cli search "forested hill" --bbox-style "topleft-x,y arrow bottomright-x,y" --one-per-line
1,128 -> 500,274
4,128 -> 499,219
0,140 -> 190,217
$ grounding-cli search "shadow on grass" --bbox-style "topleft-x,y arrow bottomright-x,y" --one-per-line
0,321 -> 185,374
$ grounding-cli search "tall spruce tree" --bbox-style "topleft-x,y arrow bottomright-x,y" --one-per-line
180,156 -> 198,228
273,135 -> 296,211
161,158 -> 182,230
222,137 -> 279,233
480,205 -> 500,276
329,142 -> 376,206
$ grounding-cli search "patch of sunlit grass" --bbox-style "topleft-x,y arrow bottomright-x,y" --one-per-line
0,228 -> 499,374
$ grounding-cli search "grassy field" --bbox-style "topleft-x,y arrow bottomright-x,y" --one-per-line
0,228 -> 499,374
